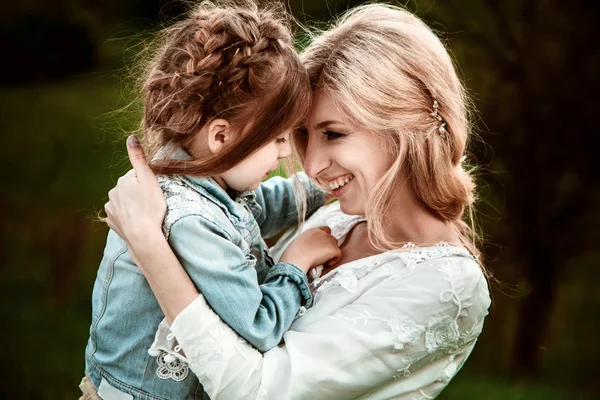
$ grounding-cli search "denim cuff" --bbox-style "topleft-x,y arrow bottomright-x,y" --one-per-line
265,262 -> 314,308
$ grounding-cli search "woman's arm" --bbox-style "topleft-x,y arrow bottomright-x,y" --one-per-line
135,230 -> 199,325
104,136 -> 198,325
153,257 -> 491,399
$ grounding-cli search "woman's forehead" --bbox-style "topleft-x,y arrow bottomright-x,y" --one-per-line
306,91 -> 346,130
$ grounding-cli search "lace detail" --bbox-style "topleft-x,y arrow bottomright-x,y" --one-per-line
329,213 -> 367,239
157,175 -> 215,239
442,354 -> 458,381
438,261 -> 473,320
399,242 -> 473,267
308,210 -> 475,297
312,243 -> 473,298
424,316 -> 461,354
378,315 -> 425,351
176,313 -> 237,387
156,350 -> 190,381
413,389 -> 438,400
332,260 -> 478,384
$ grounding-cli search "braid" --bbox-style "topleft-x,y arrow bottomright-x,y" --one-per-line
138,1 -> 310,176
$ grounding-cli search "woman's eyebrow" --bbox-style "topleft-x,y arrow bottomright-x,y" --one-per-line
314,120 -> 343,130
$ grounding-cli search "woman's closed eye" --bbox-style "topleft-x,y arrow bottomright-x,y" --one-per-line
276,137 -> 288,144
322,130 -> 345,141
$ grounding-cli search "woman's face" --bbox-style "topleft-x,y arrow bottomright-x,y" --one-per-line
300,91 -> 393,216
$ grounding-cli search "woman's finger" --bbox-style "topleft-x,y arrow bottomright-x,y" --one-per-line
104,201 -> 113,225
126,135 -> 152,183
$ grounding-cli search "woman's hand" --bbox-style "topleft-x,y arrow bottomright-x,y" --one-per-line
105,135 -> 166,248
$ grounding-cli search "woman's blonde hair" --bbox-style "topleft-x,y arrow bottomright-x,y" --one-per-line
300,4 -> 481,259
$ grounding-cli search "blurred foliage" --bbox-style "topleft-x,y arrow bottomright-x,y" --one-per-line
0,0 -> 598,399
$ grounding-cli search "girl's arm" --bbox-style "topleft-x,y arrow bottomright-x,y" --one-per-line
105,138 -> 340,351
251,173 -> 326,238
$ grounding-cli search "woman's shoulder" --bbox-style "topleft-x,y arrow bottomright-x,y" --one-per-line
367,246 -> 491,321
381,245 -> 489,299
314,244 -> 489,306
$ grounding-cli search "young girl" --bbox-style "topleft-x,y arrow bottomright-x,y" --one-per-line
83,2 -> 340,399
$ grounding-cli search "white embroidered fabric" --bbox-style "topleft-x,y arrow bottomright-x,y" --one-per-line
149,202 -> 491,399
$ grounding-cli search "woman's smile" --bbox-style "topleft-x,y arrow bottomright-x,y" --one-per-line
322,173 -> 355,197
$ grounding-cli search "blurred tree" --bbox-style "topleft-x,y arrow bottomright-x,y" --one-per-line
419,0 -> 599,376
0,14 -> 96,85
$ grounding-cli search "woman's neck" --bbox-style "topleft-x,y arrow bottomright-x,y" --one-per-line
367,186 -> 461,249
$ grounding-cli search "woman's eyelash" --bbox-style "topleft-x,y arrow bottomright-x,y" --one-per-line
323,130 -> 345,141
276,137 -> 288,144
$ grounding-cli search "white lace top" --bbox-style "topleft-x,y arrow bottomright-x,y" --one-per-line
149,202 -> 491,399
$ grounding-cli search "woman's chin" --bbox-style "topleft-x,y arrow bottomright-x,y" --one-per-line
338,199 -> 365,217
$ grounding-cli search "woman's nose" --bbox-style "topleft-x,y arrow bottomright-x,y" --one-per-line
303,138 -> 330,178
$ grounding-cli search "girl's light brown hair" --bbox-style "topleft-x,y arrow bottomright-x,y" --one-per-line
139,0 -> 310,176
299,4 -> 482,260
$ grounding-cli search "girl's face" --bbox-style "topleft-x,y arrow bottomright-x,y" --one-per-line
300,91 -> 393,216
221,131 -> 292,191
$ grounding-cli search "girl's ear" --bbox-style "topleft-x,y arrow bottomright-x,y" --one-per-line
206,119 -> 233,155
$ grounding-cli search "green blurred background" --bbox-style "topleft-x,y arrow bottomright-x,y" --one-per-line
1,0 -> 598,399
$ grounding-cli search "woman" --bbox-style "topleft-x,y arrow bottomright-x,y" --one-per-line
106,4 -> 491,399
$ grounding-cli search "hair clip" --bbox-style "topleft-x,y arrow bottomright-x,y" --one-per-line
430,100 -> 448,139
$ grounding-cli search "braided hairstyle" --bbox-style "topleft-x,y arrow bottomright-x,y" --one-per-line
141,1 -> 310,175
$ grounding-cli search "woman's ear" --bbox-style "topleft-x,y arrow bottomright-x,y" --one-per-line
206,119 -> 232,154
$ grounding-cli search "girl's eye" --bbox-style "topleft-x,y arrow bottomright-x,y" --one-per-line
276,137 -> 287,144
323,130 -> 344,141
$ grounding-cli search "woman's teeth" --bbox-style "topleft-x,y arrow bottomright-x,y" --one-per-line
329,175 -> 354,190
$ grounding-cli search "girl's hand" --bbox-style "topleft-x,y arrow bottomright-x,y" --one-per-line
105,135 -> 166,247
279,226 -> 342,273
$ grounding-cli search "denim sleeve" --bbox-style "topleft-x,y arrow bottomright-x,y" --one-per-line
252,172 -> 326,238
167,215 -> 312,352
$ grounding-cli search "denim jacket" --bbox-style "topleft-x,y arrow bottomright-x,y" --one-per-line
85,159 -> 325,400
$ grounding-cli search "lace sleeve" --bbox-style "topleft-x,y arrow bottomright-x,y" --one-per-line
157,257 -> 490,399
